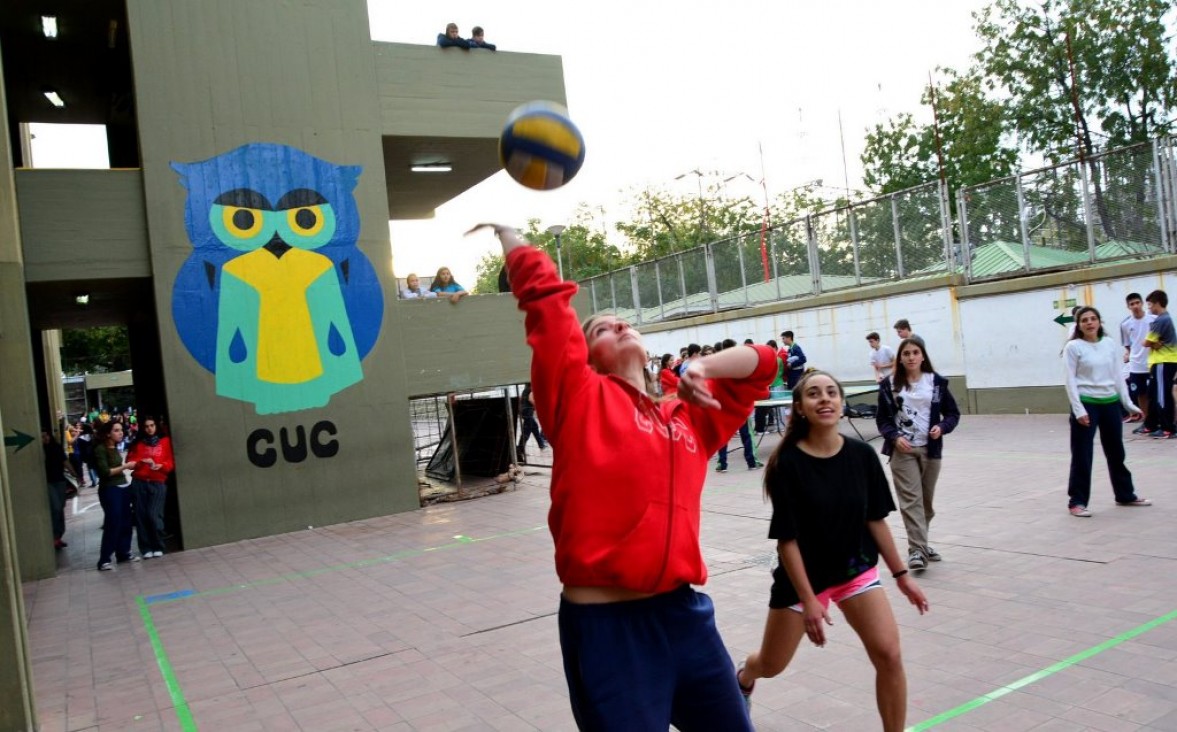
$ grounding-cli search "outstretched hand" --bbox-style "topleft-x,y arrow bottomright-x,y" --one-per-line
465,224 -> 526,254
677,363 -> 720,410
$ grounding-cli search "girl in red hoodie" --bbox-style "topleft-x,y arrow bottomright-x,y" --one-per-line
469,224 -> 775,731
127,416 -> 175,558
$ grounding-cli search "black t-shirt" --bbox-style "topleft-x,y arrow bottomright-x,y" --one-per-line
767,438 -> 896,606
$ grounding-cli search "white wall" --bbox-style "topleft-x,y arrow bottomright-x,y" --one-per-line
961,273 -> 1175,389
640,269 -> 1175,392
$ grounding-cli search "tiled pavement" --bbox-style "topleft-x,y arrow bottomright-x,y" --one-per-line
22,415 -> 1177,731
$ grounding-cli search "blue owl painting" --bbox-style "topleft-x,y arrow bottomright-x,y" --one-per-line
171,143 -> 384,415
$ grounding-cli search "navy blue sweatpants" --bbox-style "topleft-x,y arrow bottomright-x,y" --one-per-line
558,585 -> 753,731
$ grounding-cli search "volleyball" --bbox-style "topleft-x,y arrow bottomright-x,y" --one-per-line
499,101 -> 585,191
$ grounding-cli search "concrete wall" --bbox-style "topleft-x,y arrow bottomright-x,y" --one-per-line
397,290 -> 592,397
126,0 -> 419,548
374,43 -> 567,138
16,169 -> 150,283
638,258 -> 1177,413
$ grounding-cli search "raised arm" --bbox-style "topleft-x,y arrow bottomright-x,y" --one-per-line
467,224 -> 592,441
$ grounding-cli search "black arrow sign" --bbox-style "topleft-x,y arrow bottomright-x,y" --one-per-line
1053,313 -> 1075,326
3,429 -> 34,452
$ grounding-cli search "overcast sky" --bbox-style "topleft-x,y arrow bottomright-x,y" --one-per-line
30,1 -> 993,288
368,0 -> 991,286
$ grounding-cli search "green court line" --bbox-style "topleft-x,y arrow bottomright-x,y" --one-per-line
907,608 -> 1177,731
146,525 -> 546,605
137,524 -> 546,731
136,596 -> 197,732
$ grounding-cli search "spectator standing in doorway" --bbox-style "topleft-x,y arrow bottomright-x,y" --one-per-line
128,416 -> 175,558
1142,290 -> 1177,439
94,421 -> 139,571
42,430 -> 76,550
867,332 -> 896,383
781,331 -> 807,389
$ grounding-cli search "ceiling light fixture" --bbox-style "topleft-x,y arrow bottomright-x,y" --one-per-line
411,163 -> 452,173
41,15 -> 58,39
43,90 -> 65,108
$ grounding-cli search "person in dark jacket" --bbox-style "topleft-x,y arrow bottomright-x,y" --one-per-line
436,22 -> 470,49
875,338 -> 960,572
42,430 -> 77,550
468,26 -> 496,50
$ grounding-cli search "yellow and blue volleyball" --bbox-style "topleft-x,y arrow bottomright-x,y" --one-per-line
499,101 -> 585,191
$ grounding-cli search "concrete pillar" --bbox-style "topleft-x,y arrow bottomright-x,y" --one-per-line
41,330 -> 66,440
0,42 -> 41,732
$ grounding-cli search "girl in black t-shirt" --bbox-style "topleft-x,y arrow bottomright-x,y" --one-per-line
737,371 -> 929,732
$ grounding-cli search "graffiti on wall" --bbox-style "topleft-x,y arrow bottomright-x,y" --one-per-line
171,143 -> 383,416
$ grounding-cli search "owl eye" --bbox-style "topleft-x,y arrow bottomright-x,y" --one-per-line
222,206 -> 264,238
287,205 -> 325,236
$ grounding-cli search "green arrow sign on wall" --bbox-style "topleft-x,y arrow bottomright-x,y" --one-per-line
3,429 -> 34,452
1054,313 -> 1075,326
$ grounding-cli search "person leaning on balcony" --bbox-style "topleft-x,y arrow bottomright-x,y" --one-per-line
429,267 -> 468,304
468,26 -> 496,50
400,273 -> 438,300
436,22 -> 470,49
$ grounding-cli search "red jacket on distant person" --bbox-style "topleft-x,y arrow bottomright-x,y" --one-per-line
659,367 -> 680,397
507,245 -> 776,594
127,436 -> 175,483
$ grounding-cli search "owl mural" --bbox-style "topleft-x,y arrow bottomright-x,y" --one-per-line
171,143 -> 384,415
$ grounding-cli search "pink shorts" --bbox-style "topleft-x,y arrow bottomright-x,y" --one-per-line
789,566 -> 881,613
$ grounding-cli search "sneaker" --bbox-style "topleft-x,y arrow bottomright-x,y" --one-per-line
1069,505 -> 1092,517
53,539 -> 68,550
1117,498 -> 1152,507
736,663 -> 754,712
1132,425 -> 1151,435
1153,431 -> 1177,440
923,546 -> 942,562
153,551 -> 164,558
747,462 -> 764,471
143,551 -> 155,560
117,554 -> 141,563
907,550 -> 927,570
97,562 -> 114,571
715,466 -> 728,473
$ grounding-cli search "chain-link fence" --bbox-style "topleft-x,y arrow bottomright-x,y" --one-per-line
959,140 -> 1175,281
579,139 -> 1176,324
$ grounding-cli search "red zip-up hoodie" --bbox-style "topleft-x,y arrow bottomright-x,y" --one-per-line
127,436 -> 175,483
508,246 -> 776,594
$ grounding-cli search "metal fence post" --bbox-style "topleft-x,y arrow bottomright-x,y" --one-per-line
770,231 -> 782,301
677,254 -> 688,315
1167,138 -> 1177,253
1079,161 -> 1098,263
1153,138 -> 1170,255
629,266 -> 642,324
1015,174 -> 1033,272
736,236 -> 749,307
589,278 -> 598,312
939,180 -> 955,272
704,244 -> 719,313
849,207 -> 862,286
956,188 -> 973,282
891,196 -> 906,279
609,271 -> 618,312
805,215 -> 822,295
654,261 -> 666,321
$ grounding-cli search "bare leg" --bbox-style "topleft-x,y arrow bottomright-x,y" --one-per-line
738,607 -> 806,689
839,589 -> 907,732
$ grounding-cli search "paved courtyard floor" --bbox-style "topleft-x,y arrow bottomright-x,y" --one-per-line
23,414 -> 1177,731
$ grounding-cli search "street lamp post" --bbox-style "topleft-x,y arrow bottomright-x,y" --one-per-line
545,224 -> 566,279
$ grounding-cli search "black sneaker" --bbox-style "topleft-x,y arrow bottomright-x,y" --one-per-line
907,550 -> 927,571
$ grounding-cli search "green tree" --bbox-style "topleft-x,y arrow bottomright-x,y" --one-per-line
60,326 -> 132,375
862,70 -> 1018,198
